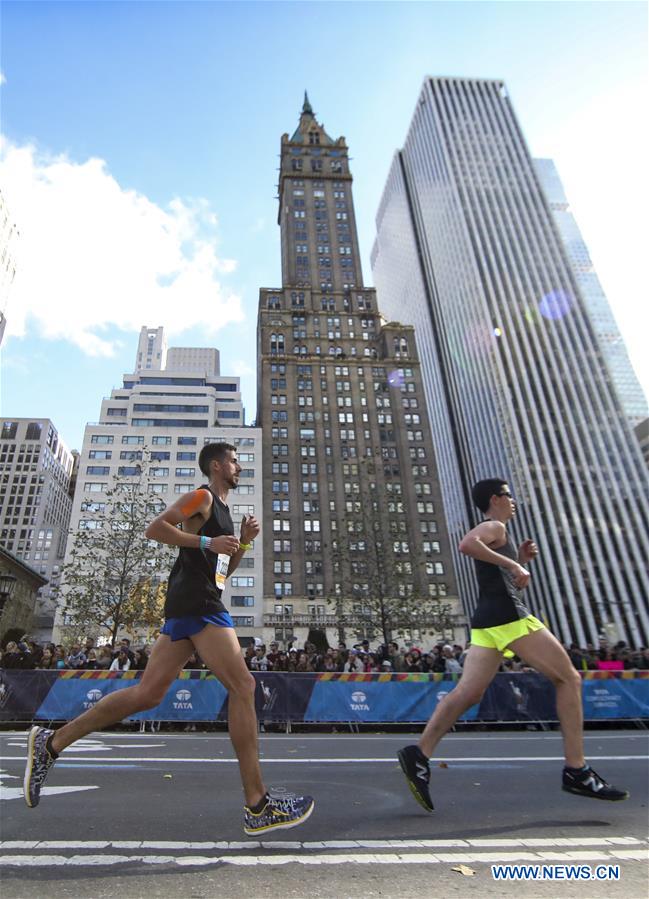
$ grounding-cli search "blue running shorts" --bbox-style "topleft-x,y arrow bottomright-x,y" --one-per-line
161,611 -> 234,641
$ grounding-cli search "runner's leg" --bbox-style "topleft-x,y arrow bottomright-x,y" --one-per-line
51,635 -> 193,753
190,625 -> 265,807
419,645 -> 502,757
508,627 -> 584,768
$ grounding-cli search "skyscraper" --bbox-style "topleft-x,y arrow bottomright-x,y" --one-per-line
371,77 -> 649,646
534,158 -> 648,428
0,418 -> 75,638
256,95 -> 462,647
55,327 -> 263,642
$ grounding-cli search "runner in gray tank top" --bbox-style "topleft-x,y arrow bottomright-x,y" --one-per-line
397,477 -> 629,811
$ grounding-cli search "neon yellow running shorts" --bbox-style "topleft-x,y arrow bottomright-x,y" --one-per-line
470,614 -> 546,657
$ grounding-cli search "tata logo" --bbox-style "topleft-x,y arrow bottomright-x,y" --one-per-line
173,688 -> 193,710
83,688 -> 103,709
350,689 -> 369,711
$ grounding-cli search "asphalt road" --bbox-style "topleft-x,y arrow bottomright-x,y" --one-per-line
1,729 -> 647,898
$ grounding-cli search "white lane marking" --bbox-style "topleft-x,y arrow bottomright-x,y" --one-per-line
1,849 -> 648,867
3,732 -> 645,742
0,785 -> 99,801
1,754 -> 646,763
2,836 -> 645,850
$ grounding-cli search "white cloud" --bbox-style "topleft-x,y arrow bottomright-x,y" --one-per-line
0,138 -> 243,356
0,72 -> 6,86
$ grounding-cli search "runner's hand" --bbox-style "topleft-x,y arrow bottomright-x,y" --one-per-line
519,539 -> 538,564
208,535 -> 241,555
509,562 -> 530,589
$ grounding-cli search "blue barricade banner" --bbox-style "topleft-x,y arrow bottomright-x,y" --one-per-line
304,676 -> 479,722
0,669 -> 647,723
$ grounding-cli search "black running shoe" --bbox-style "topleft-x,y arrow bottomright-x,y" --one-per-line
562,765 -> 629,801
243,793 -> 315,835
398,744 -> 433,811
24,726 -> 57,808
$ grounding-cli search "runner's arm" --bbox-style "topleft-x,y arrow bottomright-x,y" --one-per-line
459,521 -> 530,587
145,489 -> 240,555
227,514 -> 261,575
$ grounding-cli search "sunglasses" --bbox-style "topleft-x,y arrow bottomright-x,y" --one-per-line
498,491 -> 513,499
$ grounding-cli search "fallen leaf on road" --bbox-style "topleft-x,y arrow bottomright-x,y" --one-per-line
438,761 -> 448,768
451,865 -> 475,877
163,774 -> 173,779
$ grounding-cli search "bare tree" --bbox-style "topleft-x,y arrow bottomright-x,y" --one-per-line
325,459 -> 457,645
58,454 -> 176,644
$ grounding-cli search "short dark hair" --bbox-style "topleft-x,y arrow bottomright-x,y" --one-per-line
471,478 -> 508,513
198,442 -> 236,477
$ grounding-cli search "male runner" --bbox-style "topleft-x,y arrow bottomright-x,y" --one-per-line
24,442 -> 314,834
398,477 -> 629,811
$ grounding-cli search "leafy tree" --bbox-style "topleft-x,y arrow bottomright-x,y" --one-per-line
57,455 -> 176,645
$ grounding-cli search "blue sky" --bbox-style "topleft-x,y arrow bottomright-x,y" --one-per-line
1,0 -> 647,449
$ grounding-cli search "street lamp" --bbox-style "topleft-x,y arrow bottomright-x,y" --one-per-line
0,572 -> 18,614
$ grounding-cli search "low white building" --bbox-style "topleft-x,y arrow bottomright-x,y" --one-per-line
55,327 -> 263,645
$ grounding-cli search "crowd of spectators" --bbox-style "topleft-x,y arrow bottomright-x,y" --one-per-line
1,633 -> 647,674
0,636 -> 152,672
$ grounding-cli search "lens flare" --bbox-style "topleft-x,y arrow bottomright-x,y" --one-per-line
387,369 -> 405,388
539,290 -> 574,320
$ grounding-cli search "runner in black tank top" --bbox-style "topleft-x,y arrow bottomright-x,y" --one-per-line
24,442 -> 315,835
397,477 -> 629,811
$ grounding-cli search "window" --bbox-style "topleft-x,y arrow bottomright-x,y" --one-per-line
231,576 -> 254,588
121,435 -> 144,445
231,616 -> 255,627
25,422 -> 43,440
174,484 -> 193,493
178,436 -> 197,445
152,436 -> 172,445
176,452 -> 196,461
150,467 -> 169,477
1,421 -> 17,439
91,434 -> 114,445
175,467 -> 195,477
89,450 -> 112,460
119,450 -> 141,461
86,466 -> 110,475
84,482 -> 107,492
118,466 -> 141,476
231,596 -> 255,607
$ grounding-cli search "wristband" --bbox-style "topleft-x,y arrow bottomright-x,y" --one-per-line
239,542 -> 252,552
199,535 -> 211,551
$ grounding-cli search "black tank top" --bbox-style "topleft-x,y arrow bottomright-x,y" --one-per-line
164,485 -> 234,618
470,531 -> 531,629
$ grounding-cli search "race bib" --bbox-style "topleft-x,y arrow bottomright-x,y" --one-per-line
215,553 -> 229,591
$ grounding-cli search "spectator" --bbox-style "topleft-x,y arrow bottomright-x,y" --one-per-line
53,649 -> 66,670
343,649 -> 364,673
442,644 -> 463,674
274,651 -> 288,672
243,644 -> 255,670
95,647 -> 113,670
403,650 -> 422,673
250,646 -> 268,672
38,648 -> 55,669
66,644 -> 87,670
1,641 -> 24,668
132,648 -> 148,671
109,648 -> 131,671
266,642 -> 280,669
84,650 -> 99,671
83,637 -> 96,658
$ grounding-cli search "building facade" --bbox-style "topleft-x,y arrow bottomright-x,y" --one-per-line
0,418 -> 75,639
256,95 -> 462,648
0,546 -> 48,640
55,328 -> 263,643
371,77 -> 649,646
534,158 -> 648,427
0,188 -> 20,346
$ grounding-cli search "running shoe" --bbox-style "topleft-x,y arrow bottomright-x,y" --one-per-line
243,793 -> 315,835
398,744 -> 434,811
562,765 -> 629,801
24,726 -> 58,808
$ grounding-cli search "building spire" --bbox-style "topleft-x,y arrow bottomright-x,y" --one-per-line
302,91 -> 314,116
